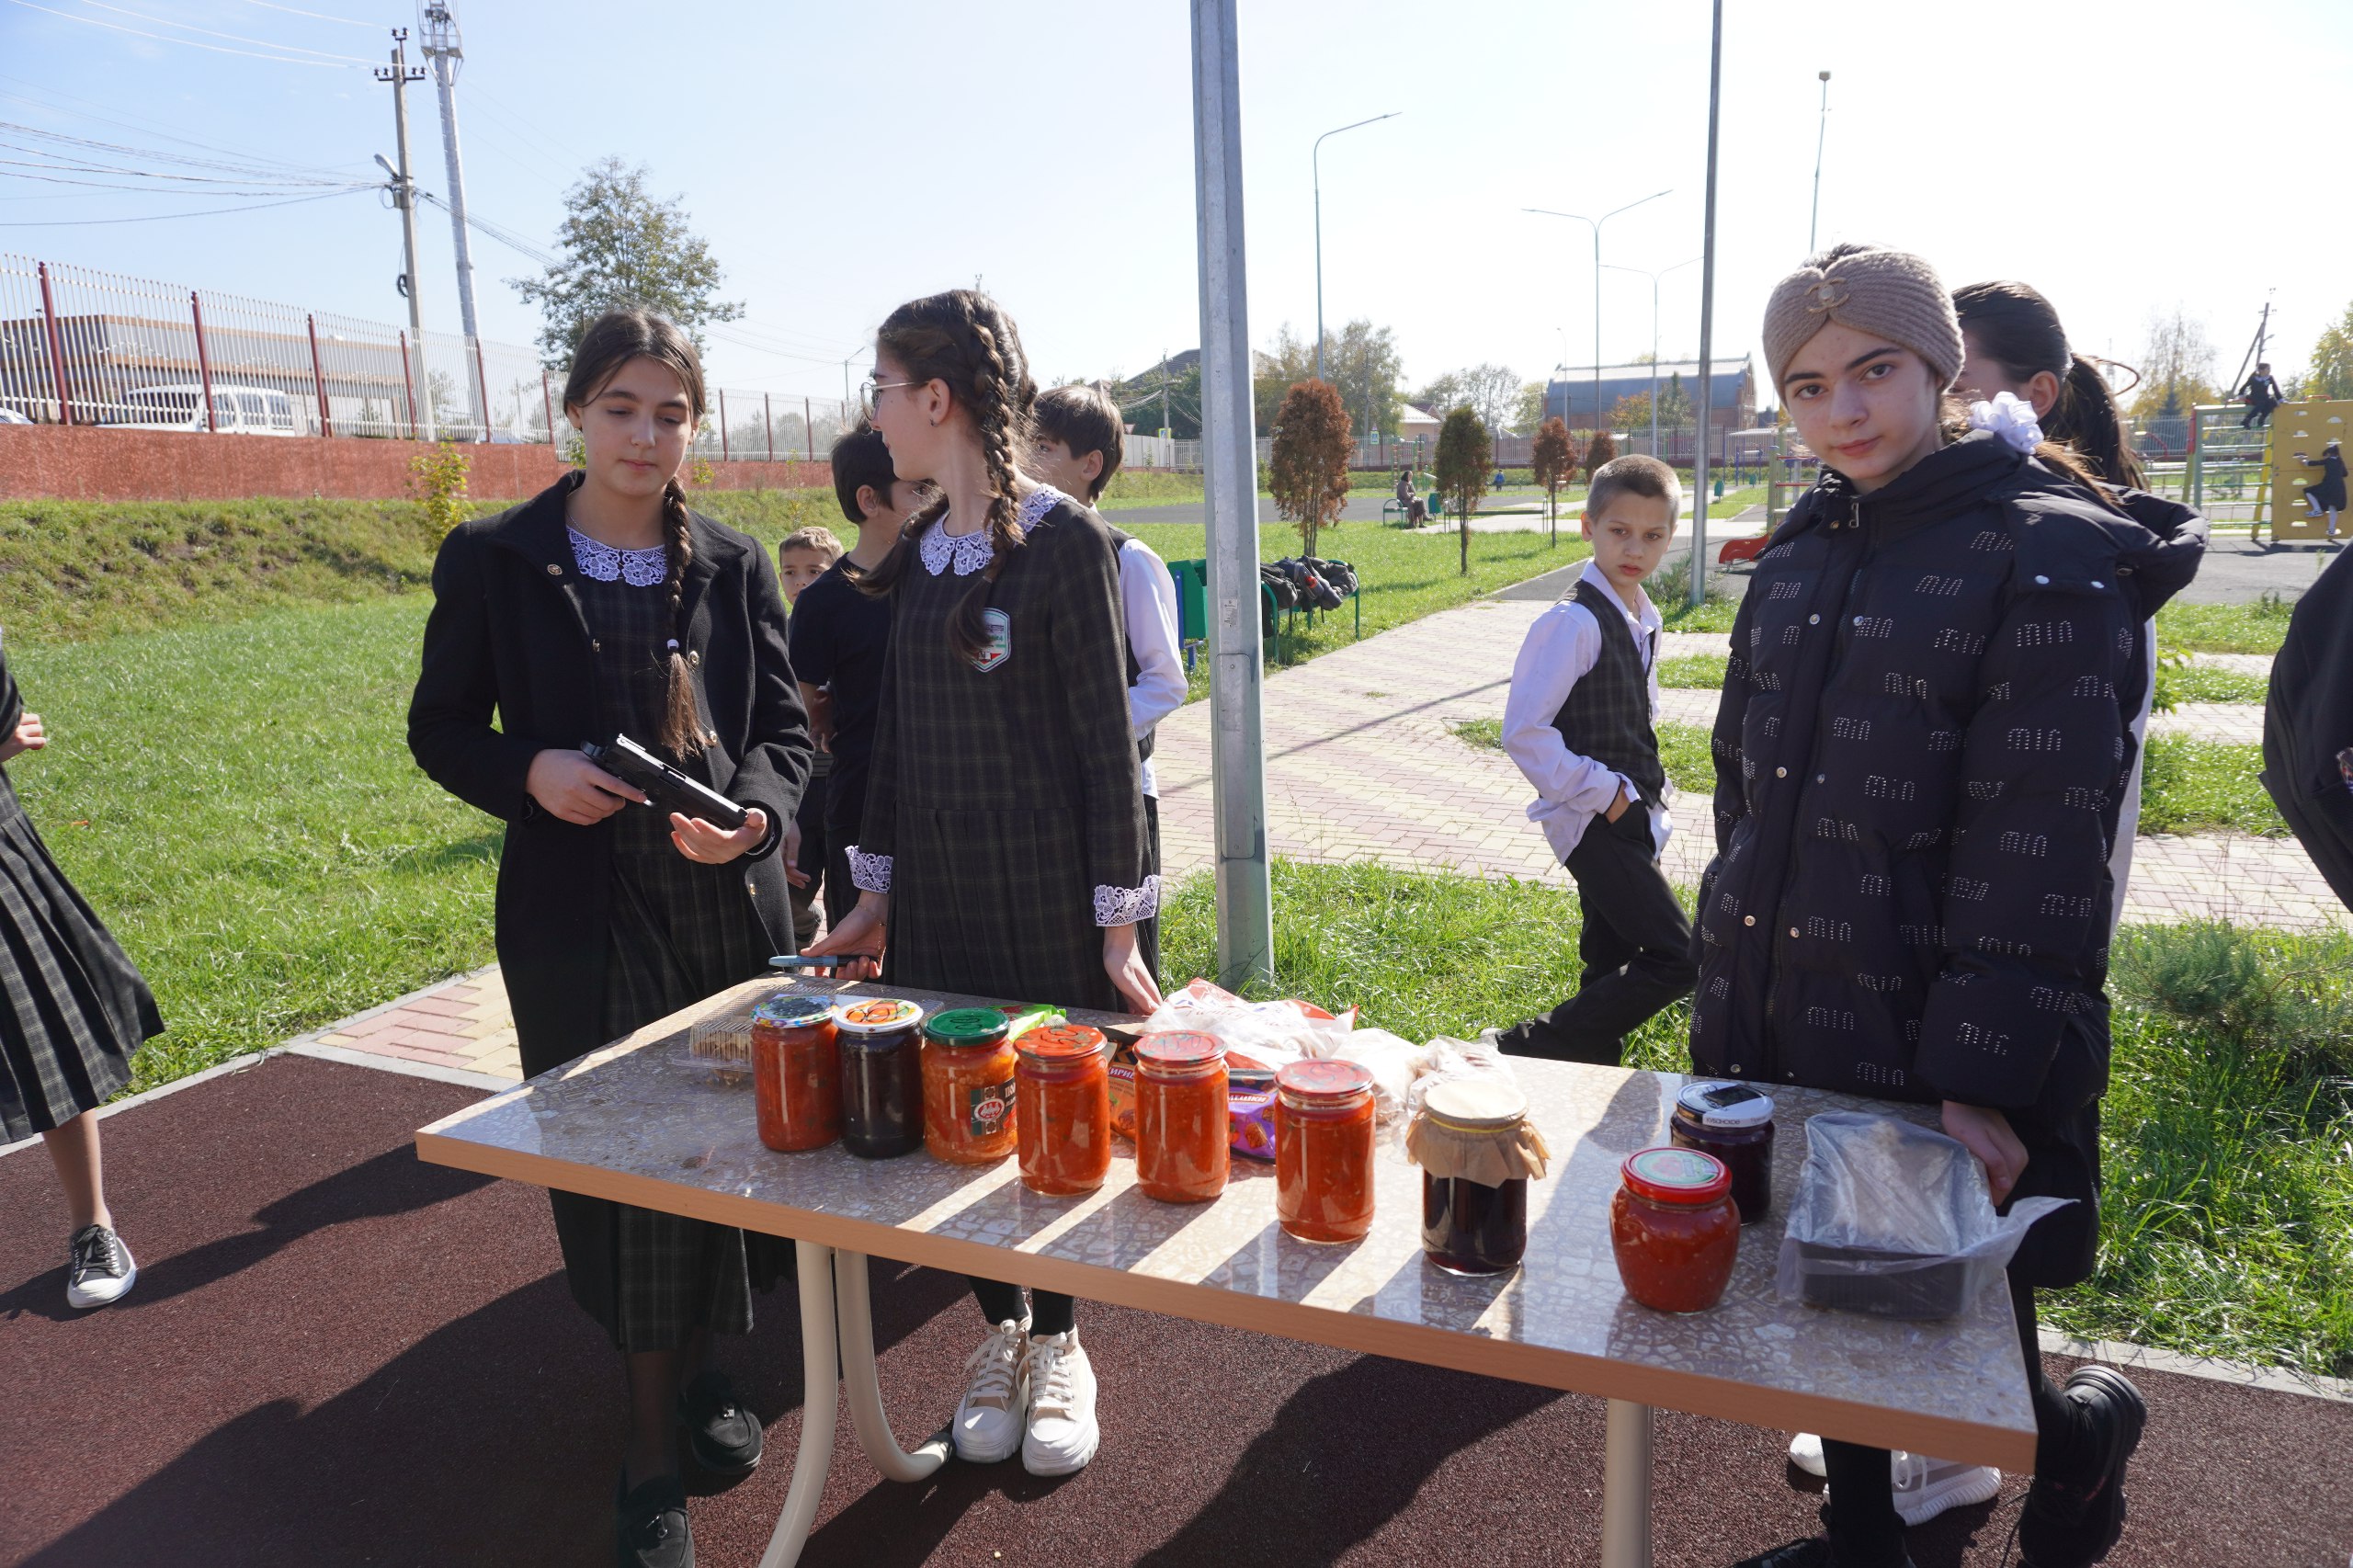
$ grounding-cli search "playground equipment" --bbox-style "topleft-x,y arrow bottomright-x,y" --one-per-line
2170,400 -> 2349,540
2268,401 -> 2352,541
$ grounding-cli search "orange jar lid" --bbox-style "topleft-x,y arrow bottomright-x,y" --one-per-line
1018,1022 -> 1108,1065
1136,1031 -> 1223,1073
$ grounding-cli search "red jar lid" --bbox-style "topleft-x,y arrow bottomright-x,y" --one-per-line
1275,1059 -> 1374,1102
1136,1031 -> 1223,1070
1620,1146 -> 1733,1205
1018,1022 -> 1108,1064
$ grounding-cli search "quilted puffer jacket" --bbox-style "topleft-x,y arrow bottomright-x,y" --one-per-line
1692,432 -> 2204,1122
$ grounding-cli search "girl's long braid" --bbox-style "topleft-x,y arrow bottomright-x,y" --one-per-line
657,478 -> 708,756
947,293 -> 1034,663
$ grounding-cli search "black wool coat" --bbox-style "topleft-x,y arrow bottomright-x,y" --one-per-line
2263,541 -> 2353,910
1694,434 -> 2203,1127
408,475 -> 812,1076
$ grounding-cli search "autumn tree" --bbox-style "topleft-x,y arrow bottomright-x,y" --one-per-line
2128,305 -> 2221,420
1585,426 -> 1618,481
1531,415 -> 1575,546
1435,405 -> 1491,575
1268,379 -> 1354,561
511,157 -> 744,366
2308,299 -> 2353,402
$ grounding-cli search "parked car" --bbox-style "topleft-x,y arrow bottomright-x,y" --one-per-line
0,404 -> 32,425
98,382 -> 305,436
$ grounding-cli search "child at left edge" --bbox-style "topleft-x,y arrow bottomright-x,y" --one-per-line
777,525 -> 845,947
1493,454 -> 1697,1064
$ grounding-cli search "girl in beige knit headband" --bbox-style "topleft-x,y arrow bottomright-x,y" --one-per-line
1702,244 -> 2204,1568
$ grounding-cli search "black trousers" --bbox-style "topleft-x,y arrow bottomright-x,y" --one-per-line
1496,806 -> 1696,1065
2243,403 -> 2274,428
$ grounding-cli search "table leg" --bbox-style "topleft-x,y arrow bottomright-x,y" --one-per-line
1600,1398 -> 1654,1568
758,1239 -> 841,1568
834,1250 -> 952,1483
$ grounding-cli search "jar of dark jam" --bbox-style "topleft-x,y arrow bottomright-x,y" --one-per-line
1413,1078 -> 1544,1276
1668,1081 -> 1775,1224
831,997 -> 925,1159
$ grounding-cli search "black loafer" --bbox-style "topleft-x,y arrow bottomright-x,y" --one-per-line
676,1369 -> 764,1477
615,1471 -> 692,1568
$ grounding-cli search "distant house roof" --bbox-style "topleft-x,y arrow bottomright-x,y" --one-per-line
1397,403 -> 1439,427
1546,358 -> 1753,423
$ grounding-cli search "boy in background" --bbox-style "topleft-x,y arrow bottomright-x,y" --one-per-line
1028,381 -> 1186,981
1495,454 -> 1695,1063
777,525 -> 844,946
790,429 -> 926,931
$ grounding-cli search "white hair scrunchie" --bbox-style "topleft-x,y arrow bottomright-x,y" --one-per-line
1967,391 -> 2044,454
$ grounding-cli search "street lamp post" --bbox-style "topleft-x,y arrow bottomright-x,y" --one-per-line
1690,0 -> 1726,611
1601,256 -> 1700,459
1524,190 -> 1669,449
1313,111 -> 1401,384
1809,70 -> 1832,254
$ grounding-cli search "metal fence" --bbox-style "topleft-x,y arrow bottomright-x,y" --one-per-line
1,252 -> 843,459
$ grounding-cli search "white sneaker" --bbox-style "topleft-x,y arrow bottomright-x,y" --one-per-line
1790,1433 -> 2002,1526
1020,1328 -> 1100,1476
66,1224 -> 136,1310
952,1318 -> 1030,1464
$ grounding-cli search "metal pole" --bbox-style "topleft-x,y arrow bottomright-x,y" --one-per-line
36,262 -> 73,426
1192,0 -> 1272,988
1592,224 -> 1602,457
804,397 -> 813,463
1690,0 -> 1724,610
399,329 -> 418,439
377,30 -> 433,441
307,313 -> 332,437
419,3 -> 483,435
190,290 -> 215,433
765,392 -> 775,463
1808,71 -> 1831,255
472,335 -> 490,442
1311,113 -> 1399,386
541,371 -> 553,448
718,387 -> 730,463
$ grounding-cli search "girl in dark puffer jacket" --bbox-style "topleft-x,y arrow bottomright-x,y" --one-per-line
1712,246 -> 2202,1568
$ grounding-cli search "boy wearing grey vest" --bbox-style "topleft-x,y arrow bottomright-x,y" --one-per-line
1495,455 -> 1696,1063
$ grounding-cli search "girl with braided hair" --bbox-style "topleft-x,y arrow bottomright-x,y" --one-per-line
809,289 -> 1158,1477
409,308 -> 812,1568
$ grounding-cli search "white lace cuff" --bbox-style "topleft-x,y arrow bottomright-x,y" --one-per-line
847,845 -> 893,894
1093,875 -> 1160,927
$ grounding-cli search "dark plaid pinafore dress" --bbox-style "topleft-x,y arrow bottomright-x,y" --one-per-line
0,637 -> 165,1142
563,545 -> 787,1350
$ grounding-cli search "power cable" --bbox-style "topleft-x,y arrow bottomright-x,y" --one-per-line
0,76 -> 358,176
0,187 -> 368,226
235,0 -> 377,27
5,0 -> 359,66
67,0 -> 379,61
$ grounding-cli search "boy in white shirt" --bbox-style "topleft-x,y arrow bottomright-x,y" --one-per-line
1495,455 -> 1696,1063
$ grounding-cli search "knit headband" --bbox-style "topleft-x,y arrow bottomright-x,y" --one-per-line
1762,245 -> 1964,393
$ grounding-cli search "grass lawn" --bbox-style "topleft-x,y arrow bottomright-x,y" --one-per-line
2154,593 -> 2298,655
1453,717 -> 1714,794
2155,660 -> 2268,706
1162,859 -> 2353,1377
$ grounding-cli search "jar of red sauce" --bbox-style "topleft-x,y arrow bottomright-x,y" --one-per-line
1134,1032 -> 1229,1203
1609,1146 -> 1740,1313
833,997 -> 925,1159
1275,1060 -> 1377,1244
921,1008 -> 1018,1165
1016,1024 -> 1112,1197
751,995 -> 840,1153
1669,1081 -> 1775,1223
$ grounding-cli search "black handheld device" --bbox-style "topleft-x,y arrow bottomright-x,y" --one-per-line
581,733 -> 750,832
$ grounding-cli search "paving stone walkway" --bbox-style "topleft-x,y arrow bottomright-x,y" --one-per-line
322,593 -> 2339,1082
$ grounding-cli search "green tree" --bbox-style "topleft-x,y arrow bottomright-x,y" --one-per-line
1268,379 -> 1354,560
1325,318 -> 1405,439
510,157 -> 745,367
1531,415 -> 1575,545
2308,300 -> 2353,402
2129,305 -> 2220,421
1253,323 -> 1313,432
1510,380 -> 1547,437
1435,405 -> 1491,575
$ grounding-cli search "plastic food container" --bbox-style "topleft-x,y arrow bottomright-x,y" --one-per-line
751,995 -> 840,1153
921,1008 -> 1018,1165
831,997 -> 925,1159
1609,1146 -> 1740,1312
1275,1060 -> 1377,1244
1410,1077 -> 1549,1276
1669,1081 -> 1775,1224
1134,1031 -> 1229,1203
1016,1023 -> 1113,1197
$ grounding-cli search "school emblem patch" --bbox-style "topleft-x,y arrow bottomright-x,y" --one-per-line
972,608 -> 1011,673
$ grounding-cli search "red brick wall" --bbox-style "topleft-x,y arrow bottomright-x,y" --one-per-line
0,426 -> 828,503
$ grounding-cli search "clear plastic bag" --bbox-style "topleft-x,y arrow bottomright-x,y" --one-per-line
1392,1032 -> 1522,1151
1139,978 -> 1355,1072
1775,1112 -> 2072,1320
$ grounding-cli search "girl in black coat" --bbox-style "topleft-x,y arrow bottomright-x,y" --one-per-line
407,310 -> 810,1568
1716,247 -> 2198,1568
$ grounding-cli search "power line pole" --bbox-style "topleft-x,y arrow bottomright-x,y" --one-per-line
375,29 -> 433,442
418,2 -> 483,439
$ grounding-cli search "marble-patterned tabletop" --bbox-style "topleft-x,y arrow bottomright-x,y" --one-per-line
415,976 -> 2035,1467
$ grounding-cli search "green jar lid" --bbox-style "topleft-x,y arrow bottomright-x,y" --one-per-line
924,1006 -> 1010,1047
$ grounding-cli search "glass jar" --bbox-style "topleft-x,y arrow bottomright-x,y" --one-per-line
1275,1060 -> 1377,1244
921,1007 -> 1018,1165
1669,1081 -> 1776,1224
1134,1031 -> 1229,1203
751,995 -> 839,1153
1415,1077 -> 1539,1276
1609,1146 -> 1740,1313
832,997 -> 925,1159
1016,1024 -> 1113,1196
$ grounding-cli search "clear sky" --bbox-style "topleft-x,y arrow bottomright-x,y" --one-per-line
4,0 -> 2347,409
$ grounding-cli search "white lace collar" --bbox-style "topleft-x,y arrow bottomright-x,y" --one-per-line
915,486 -> 1071,576
568,525 -> 667,587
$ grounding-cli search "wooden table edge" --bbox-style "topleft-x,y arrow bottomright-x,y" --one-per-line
415,1111 -> 2037,1472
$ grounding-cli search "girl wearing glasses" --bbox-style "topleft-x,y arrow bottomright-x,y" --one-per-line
810,289 -> 1159,1478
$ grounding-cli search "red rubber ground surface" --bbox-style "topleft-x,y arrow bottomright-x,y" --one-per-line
3,1053 -> 2347,1567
